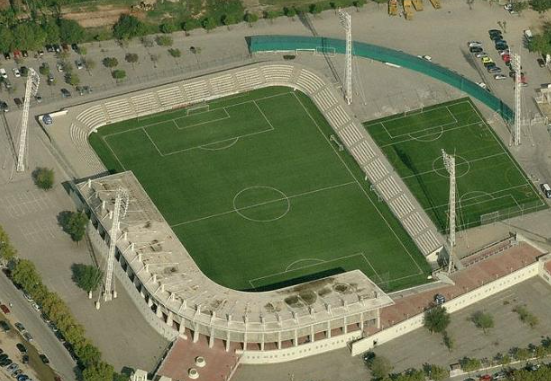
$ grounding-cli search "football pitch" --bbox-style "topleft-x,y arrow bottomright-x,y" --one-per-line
89,87 -> 431,292
364,98 -> 546,232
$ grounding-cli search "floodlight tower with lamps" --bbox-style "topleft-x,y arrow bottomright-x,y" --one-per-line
96,187 -> 129,309
512,52 -> 522,146
442,149 -> 456,273
338,9 -> 352,105
16,68 -> 40,172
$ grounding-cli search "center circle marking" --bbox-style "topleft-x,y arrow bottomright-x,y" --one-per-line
233,186 -> 290,222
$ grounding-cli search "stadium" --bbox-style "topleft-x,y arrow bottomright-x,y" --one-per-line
42,35 -> 548,369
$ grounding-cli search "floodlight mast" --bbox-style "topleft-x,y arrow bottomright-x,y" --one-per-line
16,68 -> 40,172
338,9 -> 352,105
442,149 -> 456,273
100,188 -> 129,305
512,53 -> 522,146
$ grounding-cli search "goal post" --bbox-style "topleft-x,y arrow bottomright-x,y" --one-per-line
186,103 -> 210,116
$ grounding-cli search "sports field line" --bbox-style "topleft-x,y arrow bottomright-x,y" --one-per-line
247,252 -> 374,289
171,108 -> 230,131
292,92 -> 425,275
380,105 -> 458,139
368,99 -> 472,125
467,100 -> 543,199
169,181 -> 356,228
142,128 -> 164,156
101,135 -> 127,172
422,185 -> 528,214
400,151 -> 507,180
378,119 -> 487,149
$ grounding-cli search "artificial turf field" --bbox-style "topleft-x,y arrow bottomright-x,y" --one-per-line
89,86 -> 431,292
364,98 -> 546,232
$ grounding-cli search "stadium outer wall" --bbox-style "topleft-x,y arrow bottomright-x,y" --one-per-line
66,62 -> 419,365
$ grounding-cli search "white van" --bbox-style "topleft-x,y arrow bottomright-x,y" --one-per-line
0,68 -> 6,79
541,183 -> 551,199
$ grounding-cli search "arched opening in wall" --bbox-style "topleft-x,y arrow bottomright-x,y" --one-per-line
281,339 -> 293,349
162,312 -> 168,322
331,327 -> 344,337
314,331 -> 326,341
298,335 -> 309,345
264,342 -> 278,350
151,302 -> 157,314
212,338 -> 225,351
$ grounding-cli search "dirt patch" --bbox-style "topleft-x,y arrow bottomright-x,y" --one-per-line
61,5 -> 138,28
0,0 -> 10,10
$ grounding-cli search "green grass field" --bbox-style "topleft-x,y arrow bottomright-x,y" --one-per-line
364,98 -> 546,232
89,87 -> 431,292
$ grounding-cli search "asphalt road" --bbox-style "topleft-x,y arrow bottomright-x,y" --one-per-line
0,271 -> 77,381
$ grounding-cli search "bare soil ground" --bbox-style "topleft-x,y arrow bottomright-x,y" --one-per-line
62,5 -> 137,28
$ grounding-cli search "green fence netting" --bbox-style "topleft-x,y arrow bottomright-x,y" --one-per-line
247,35 -> 514,122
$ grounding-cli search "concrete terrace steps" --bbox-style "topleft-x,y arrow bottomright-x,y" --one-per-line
63,62 -> 444,259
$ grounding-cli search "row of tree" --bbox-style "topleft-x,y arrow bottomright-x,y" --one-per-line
366,355 -> 449,381
0,17 -> 84,53
0,224 -> 123,381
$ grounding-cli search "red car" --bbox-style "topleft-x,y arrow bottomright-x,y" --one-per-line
479,375 -> 492,381
0,304 -> 10,314
502,54 -> 511,63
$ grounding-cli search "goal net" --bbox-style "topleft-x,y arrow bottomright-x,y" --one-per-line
186,103 -> 210,116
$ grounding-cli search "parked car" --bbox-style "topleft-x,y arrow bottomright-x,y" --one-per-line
3,52 -> 10,60
12,68 -> 20,78
537,58 -> 546,67
71,43 -> 80,53
14,323 -> 25,332
494,74 -> 507,80
469,46 -> 483,53
21,355 -> 28,364
16,344 -> 27,354
0,305 -> 11,314
61,88 -> 71,98
52,44 -> 61,53
488,66 -> 502,74
39,354 -> 50,364
47,73 -> 55,85
0,68 -> 6,79
23,332 -> 33,342
0,320 -> 10,331
488,29 -> 502,40
468,41 -> 483,47
482,57 -> 494,66
56,62 -> 64,72
23,293 -> 33,302
21,50 -> 28,58
495,41 -> 509,51
75,60 -> 84,70
477,81 -> 488,90
475,51 -> 487,58
504,3 -> 517,14
45,45 -> 55,53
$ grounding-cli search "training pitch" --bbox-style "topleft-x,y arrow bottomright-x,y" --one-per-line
89,87 -> 431,292
364,98 -> 546,232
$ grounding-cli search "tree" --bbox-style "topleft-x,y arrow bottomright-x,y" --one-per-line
353,0 -> 367,9
309,3 -> 322,15
12,259 -> 41,292
222,14 -> 237,28
12,23 -> 46,51
0,26 -> 14,53
102,57 -> 119,68
244,12 -> 258,24
514,305 -> 539,328
155,35 -> 173,46
368,356 -> 393,379
75,341 -> 102,367
66,73 -> 80,86
470,311 -> 494,333
0,226 -> 17,262
113,15 -> 147,40
82,361 -> 114,381
125,53 -> 139,64
423,364 -> 449,381
283,7 -> 297,18
513,347 -> 531,361
182,19 -> 201,32
423,306 -> 450,334
58,19 -> 85,44
33,167 -> 54,190
43,21 -> 60,44
112,70 -> 126,80
511,0 -> 529,13
460,357 -> 481,372
168,48 -> 181,58
160,20 -> 177,34
530,0 -> 551,13
263,10 -> 278,23
71,264 -> 103,293
202,17 -> 217,31
528,33 -> 551,55
60,211 -> 88,242
39,63 -> 50,76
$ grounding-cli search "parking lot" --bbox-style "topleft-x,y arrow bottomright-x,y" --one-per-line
0,311 -> 58,381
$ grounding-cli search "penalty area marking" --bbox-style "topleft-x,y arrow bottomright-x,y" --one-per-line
248,252 -> 382,289
199,137 -> 239,151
